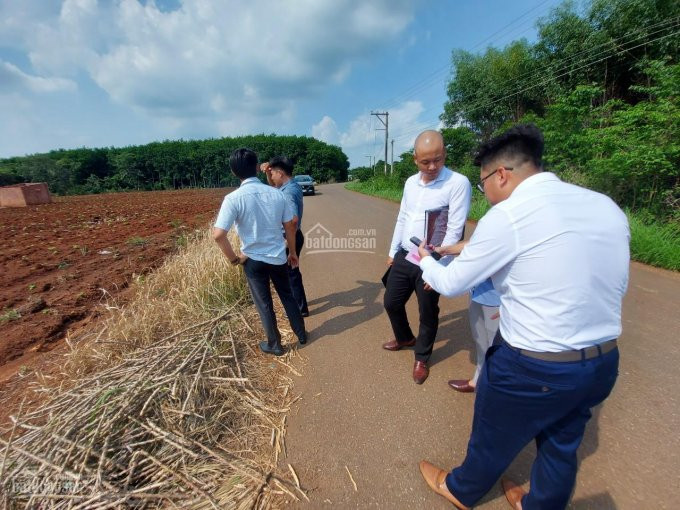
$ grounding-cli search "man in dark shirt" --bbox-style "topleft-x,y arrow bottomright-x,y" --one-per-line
261,156 -> 310,317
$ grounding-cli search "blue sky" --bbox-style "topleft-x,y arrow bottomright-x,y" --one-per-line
0,0 -> 565,168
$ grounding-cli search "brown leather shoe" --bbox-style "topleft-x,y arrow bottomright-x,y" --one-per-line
413,361 -> 429,384
448,379 -> 475,393
501,478 -> 526,510
382,337 -> 416,351
418,460 -> 470,509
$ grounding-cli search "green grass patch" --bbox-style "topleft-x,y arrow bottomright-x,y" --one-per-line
628,211 -> 680,271
345,179 -> 680,271
127,236 -> 148,247
468,193 -> 491,221
0,309 -> 21,324
345,179 -> 403,203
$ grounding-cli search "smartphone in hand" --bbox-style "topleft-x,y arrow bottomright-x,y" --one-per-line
409,236 -> 441,260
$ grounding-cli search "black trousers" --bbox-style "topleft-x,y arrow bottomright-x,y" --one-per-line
243,258 -> 306,347
383,250 -> 440,362
287,229 -> 309,315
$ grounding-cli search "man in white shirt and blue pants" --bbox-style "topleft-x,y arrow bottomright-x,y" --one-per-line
417,125 -> 629,509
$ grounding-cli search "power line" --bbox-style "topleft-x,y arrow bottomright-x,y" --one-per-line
391,23 -> 680,144
358,0 -> 562,165
377,0 -> 560,112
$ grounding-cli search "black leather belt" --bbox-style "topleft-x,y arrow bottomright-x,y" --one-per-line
502,338 -> 618,362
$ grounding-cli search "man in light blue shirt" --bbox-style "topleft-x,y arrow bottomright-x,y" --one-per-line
213,148 -> 307,355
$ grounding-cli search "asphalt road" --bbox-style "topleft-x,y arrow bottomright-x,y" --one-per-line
281,183 -> 680,509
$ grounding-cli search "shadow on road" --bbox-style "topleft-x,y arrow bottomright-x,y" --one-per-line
307,280 -> 383,342
429,308 -> 473,368
307,281 -> 474,368
571,492 -> 617,509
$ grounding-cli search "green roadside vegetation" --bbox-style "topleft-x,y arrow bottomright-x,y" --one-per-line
347,0 -> 679,271
0,134 -> 349,195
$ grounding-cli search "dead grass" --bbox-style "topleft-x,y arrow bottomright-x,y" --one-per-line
0,230 -> 306,509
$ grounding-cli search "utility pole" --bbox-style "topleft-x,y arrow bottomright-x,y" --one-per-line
391,139 -> 394,174
371,111 -> 389,175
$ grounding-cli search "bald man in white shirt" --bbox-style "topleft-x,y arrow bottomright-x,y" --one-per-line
416,125 -> 629,510
383,130 -> 471,384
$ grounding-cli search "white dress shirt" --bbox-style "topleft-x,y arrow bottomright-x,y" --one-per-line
421,172 -> 630,352
389,167 -> 471,258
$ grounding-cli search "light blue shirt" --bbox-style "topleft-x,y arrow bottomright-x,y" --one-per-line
471,278 -> 501,307
280,179 -> 304,231
214,177 -> 293,265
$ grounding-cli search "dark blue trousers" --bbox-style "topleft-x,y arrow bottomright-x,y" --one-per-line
243,258 -> 306,347
287,229 -> 309,315
446,342 -> 619,509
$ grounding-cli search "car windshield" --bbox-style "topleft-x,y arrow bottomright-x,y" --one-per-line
294,175 -> 313,183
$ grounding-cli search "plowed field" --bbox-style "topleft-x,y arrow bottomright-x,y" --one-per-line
0,188 -> 230,380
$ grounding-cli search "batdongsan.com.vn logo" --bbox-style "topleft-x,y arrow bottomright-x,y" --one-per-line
304,223 -> 377,254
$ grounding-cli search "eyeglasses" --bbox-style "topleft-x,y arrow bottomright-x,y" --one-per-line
476,166 -> 513,193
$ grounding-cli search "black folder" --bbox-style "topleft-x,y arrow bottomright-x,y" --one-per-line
381,267 -> 391,287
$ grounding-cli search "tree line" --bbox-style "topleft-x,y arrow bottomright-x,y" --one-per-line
0,135 -> 349,195
355,0 -> 679,221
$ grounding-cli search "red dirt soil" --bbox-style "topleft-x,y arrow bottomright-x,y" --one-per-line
0,188 -> 230,381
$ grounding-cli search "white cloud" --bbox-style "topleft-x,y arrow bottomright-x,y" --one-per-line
314,100 -> 437,167
0,60 -> 76,94
1,0 -> 415,133
312,116 -> 340,145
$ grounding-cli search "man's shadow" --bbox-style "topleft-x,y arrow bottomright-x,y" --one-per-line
428,308 -> 475,368
308,281 -> 473,368
306,280 -> 384,341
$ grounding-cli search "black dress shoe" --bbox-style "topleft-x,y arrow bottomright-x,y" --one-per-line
259,341 -> 286,356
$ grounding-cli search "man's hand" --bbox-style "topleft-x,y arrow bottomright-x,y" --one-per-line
434,240 -> 468,257
260,162 -> 271,174
288,252 -> 299,268
387,256 -> 394,267
424,282 -> 433,291
417,240 -> 431,260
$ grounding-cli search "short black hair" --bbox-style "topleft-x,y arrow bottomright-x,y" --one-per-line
269,156 -> 294,176
229,148 -> 258,179
474,124 -> 544,169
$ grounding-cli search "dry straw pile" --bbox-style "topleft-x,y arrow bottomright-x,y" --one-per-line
0,231 -> 306,509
